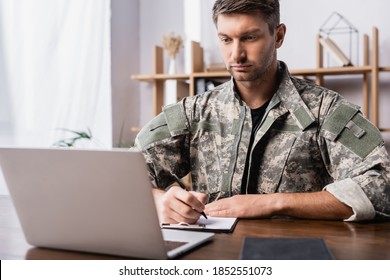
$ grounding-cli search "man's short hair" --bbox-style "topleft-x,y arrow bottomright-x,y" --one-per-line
212,0 -> 280,34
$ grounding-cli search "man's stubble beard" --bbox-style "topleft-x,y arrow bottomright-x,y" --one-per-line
229,50 -> 276,84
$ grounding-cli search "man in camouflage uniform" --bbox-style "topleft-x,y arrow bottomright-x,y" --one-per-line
134,0 -> 390,224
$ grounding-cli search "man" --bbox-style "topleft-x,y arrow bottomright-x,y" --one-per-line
134,0 -> 390,224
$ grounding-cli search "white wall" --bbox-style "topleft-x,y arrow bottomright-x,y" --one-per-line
0,170 -> 7,195
137,0 -> 390,150
111,0 -> 140,147
0,14 -> 10,194
139,0 -> 185,125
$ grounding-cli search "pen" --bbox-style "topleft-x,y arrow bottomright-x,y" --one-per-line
171,173 -> 208,219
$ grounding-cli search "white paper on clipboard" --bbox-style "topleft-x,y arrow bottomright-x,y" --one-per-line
161,217 -> 238,233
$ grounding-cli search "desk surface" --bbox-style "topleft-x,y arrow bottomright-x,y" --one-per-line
1,195 -> 390,260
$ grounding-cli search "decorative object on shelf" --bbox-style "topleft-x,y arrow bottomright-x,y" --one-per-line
319,12 -> 359,67
162,33 -> 185,106
163,32 -> 184,74
319,36 -> 352,67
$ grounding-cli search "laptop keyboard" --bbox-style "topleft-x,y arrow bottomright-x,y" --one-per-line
164,240 -> 188,251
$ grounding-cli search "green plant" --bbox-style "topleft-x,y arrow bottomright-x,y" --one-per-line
117,119 -> 135,148
52,128 -> 93,147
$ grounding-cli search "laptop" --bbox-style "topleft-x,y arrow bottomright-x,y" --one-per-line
0,147 -> 214,259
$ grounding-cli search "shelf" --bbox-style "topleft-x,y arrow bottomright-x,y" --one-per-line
133,66 -> 390,82
131,73 -> 190,82
292,66 -> 390,76
193,71 -> 229,78
133,65 -> 390,83
290,66 -> 372,76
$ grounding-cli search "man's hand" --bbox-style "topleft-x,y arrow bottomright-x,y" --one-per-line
205,194 -> 277,218
153,187 -> 208,224
205,191 -> 353,220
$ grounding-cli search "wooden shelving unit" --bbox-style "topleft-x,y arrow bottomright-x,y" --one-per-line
132,27 -> 390,131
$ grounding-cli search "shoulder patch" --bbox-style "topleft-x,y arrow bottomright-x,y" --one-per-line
322,103 -> 383,158
136,113 -> 170,149
163,103 -> 188,136
322,103 -> 358,141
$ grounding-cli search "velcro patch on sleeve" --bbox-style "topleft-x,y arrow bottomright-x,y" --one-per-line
322,103 -> 358,141
136,113 -> 171,149
163,103 -> 188,136
322,103 -> 383,159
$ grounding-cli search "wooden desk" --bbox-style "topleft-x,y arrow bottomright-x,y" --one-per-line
1,195 -> 390,260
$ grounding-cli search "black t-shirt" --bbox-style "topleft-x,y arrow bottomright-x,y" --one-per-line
240,100 -> 270,194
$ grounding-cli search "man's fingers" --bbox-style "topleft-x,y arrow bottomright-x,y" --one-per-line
172,187 -> 205,213
168,194 -> 202,220
191,191 -> 208,205
205,197 -> 235,217
157,187 -> 203,223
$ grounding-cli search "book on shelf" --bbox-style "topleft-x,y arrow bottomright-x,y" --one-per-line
319,36 -> 352,67
195,78 -> 227,95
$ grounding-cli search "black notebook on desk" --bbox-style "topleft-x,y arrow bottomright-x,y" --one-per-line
240,238 -> 334,260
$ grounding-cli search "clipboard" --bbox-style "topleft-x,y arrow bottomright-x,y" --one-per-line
161,216 -> 238,233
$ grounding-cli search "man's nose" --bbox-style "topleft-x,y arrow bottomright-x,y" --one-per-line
231,41 -> 245,63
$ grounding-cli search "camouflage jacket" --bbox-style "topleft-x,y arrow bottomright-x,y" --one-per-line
134,61 -> 390,221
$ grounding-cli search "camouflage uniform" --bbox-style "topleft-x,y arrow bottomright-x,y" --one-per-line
134,61 -> 390,221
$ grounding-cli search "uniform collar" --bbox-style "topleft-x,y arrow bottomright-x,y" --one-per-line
228,61 -> 316,131
275,61 -> 315,130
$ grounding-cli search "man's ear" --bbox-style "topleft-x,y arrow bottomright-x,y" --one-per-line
275,23 -> 286,49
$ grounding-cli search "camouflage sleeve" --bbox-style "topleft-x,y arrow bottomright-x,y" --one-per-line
133,102 -> 191,189
319,99 -> 390,221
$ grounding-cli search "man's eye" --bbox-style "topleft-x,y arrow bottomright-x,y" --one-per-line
243,35 -> 257,41
220,37 -> 231,43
